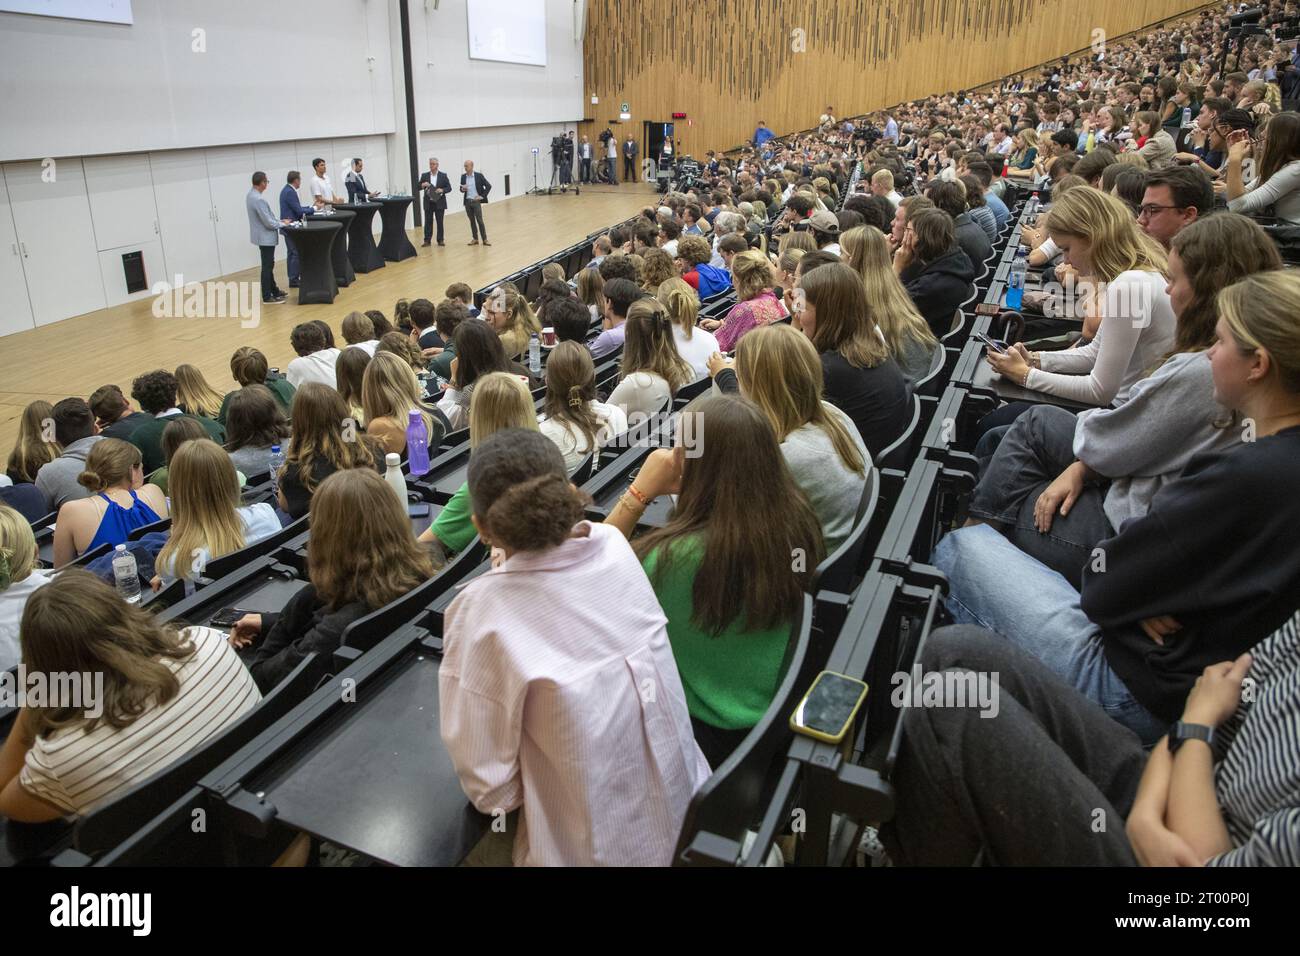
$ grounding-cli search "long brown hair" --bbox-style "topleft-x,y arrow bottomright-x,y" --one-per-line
797,262 -> 890,368
633,396 -> 824,635
307,468 -> 433,610
543,342 -> 604,456
6,400 -> 60,485
334,347 -> 371,419
284,382 -> 375,492
224,384 -> 289,452
621,298 -> 694,392
21,569 -> 197,735
1256,110 -> 1300,185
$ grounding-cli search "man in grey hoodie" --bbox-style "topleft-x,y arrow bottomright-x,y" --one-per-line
34,398 -> 102,511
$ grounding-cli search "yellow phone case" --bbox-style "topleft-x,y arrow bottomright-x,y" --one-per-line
789,671 -> 869,744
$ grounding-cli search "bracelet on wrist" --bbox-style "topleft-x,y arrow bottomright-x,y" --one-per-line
618,492 -> 647,515
626,484 -> 653,507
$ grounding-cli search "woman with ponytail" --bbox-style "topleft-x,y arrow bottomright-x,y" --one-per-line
52,438 -> 168,567
439,428 -> 709,866
538,342 -> 628,474
608,298 -> 694,423
657,277 -> 719,380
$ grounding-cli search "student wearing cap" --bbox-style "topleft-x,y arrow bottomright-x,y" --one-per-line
809,210 -> 841,256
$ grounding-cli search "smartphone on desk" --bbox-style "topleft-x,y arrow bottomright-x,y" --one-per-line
973,331 -> 1011,353
790,671 -> 869,745
210,607 -> 249,629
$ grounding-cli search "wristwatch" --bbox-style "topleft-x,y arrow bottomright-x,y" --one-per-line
1167,721 -> 1215,754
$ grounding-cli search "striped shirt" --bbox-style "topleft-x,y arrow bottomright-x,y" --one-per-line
1206,610 -> 1300,866
20,627 -> 260,816
439,521 -> 711,866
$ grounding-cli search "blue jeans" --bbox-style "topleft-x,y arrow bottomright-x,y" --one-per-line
933,524 -> 1168,746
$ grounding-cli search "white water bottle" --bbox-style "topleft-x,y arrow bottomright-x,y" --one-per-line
384,453 -> 408,507
528,332 -> 541,374
113,544 -> 141,604
268,444 -> 285,500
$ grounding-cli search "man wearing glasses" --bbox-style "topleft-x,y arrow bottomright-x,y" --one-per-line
1136,166 -> 1215,249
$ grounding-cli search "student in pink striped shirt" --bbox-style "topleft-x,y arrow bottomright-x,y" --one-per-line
439,429 -> 710,866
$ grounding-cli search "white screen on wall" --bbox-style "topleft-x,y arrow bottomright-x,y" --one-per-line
466,0 -> 546,66
0,0 -> 132,24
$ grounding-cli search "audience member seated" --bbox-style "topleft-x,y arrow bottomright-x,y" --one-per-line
217,347 -> 295,422
538,342 -> 627,474
549,295 -> 596,346
363,352 -> 447,455
128,369 -> 226,474
927,179 -> 993,271
174,364 -> 226,421
700,251 -> 784,351
440,428 -> 710,865
1227,110 -> 1300,224
277,383 -> 381,520
152,439 -> 281,589
658,277 -> 719,379
89,385 -> 149,442
935,271 -> 1300,743
437,321 -> 535,432
376,330 -> 428,372
0,505 -> 51,671
575,267 -> 605,324
233,468 -> 433,692
0,570 -> 259,822
484,290 -> 542,360
426,299 -> 468,379
285,321 -> 342,390
6,400 -> 60,486
793,261 -> 911,459
52,438 -> 168,568
224,384 -> 292,479
145,416 -> 210,494
407,297 -> 441,351
34,398 -> 101,511
341,311 -> 380,356
608,299 -> 694,423
1136,165 -> 1214,249
894,207 -> 976,337
674,235 -> 731,297
588,277 -> 642,360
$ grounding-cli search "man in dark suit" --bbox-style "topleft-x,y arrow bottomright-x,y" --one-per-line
279,170 -> 313,287
459,160 -> 492,246
623,135 -> 639,184
419,157 -> 452,247
344,158 -> 379,203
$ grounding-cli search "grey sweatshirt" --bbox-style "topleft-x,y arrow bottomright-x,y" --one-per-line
1073,351 -> 1237,531
781,403 -> 870,552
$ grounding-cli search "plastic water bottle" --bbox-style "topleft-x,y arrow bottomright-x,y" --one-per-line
528,333 -> 542,375
1026,192 -> 1040,224
1182,106 -> 1192,128
406,410 -> 430,477
113,544 -> 141,604
268,445 -> 285,500
1007,247 -> 1028,311
384,452 -> 408,506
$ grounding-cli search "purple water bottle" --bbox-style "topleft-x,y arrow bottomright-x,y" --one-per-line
406,409 -> 430,477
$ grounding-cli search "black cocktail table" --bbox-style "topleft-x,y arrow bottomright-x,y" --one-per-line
312,209 -> 355,287
334,202 -> 385,273
377,196 -> 417,262
288,220 -> 342,305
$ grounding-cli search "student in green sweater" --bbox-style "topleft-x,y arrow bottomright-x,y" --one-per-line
217,347 -> 295,424
128,369 -> 226,475
605,395 -> 824,767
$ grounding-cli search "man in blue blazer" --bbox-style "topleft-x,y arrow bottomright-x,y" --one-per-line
459,160 -> 492,246
279,171 -> 313,287
419,157 -> 452,247
248,171 -> 291,303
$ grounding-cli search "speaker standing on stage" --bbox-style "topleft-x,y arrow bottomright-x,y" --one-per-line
579,135 -> 593,183
279,170 -> 313,289
420,157 -> 452,247
344,158 -> 380,204
623,135 -> 639,183
460,160 -> 492,246
247,171 -> 292,303
309,157 -> 345,209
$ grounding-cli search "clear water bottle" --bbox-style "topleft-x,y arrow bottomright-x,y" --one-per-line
528,332 -> 541,375
406,410 -> 430,477
268,444 -> 285,500
1182,106 -> 1193,128
1026,192 -> 1040,224
113,544 -> 141,604
1007,247 -> 1028,311
384,452 -> 408,506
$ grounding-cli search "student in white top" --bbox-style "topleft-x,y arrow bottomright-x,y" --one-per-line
658,277 -> 719,381
285,321 -> 342,389
0,506 -> 51,673
308,157 -> 344,208
538,342 -> 628,474
0,570 -> 260,822
607,299 -> 695,425
987,187 -> 1174,407
439,429 -> 709,866
150,440 -> 282,590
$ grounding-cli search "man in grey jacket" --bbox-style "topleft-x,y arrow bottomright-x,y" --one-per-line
247,171 -> 292,303
34,398 -> 103,511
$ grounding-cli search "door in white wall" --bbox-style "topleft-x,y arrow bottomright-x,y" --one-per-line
206,145 -> 259,276
84,154 -> 166,306
3,160 -> 107,326
0,176 -> 34,337
150,150 -> 222,285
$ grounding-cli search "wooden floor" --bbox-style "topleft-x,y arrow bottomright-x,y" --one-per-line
0,184 -> 655,455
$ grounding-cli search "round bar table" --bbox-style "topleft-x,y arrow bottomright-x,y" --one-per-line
334,202 -> 385,273
311,209 -> 355,287
376,196 -> 418,262
287,220 -> 342,305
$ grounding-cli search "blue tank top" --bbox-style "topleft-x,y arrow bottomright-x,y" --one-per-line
85,491 -> 163,554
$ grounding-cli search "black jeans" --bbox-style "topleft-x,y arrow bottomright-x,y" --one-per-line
259,244 -> 279,300
623,155 -> 637,182
881,625 -> 1145,866
423,201 -> 445,243
580,158 -> 592,182
465,200 -> 487,241
970,404 -> 1113,588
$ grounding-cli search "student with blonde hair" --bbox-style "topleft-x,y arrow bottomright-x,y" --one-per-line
483,290 -> 542,360
539,342 -> 628,474
700,250 -> 783,351
657,276 -> 719,380
52,438 -> 168,567
174,364 -> 225,421
840,225 -> 941,384
575,266 -> 605,323
5,400 -> 60,486
0,505 -> 50,671
341,311 -> 379,355
609,298 -> 694,423
419,372 -> 539,557
153,439 -> 281,589
362,351 -> 446,455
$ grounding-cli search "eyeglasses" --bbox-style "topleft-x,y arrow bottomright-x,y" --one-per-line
1137,203 -> 1183,218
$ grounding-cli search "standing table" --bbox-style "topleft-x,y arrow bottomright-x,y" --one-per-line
377,196 -> 418,262
312,209 -> 355,287
287,220 -> 342,305
334,202 -> 385,273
